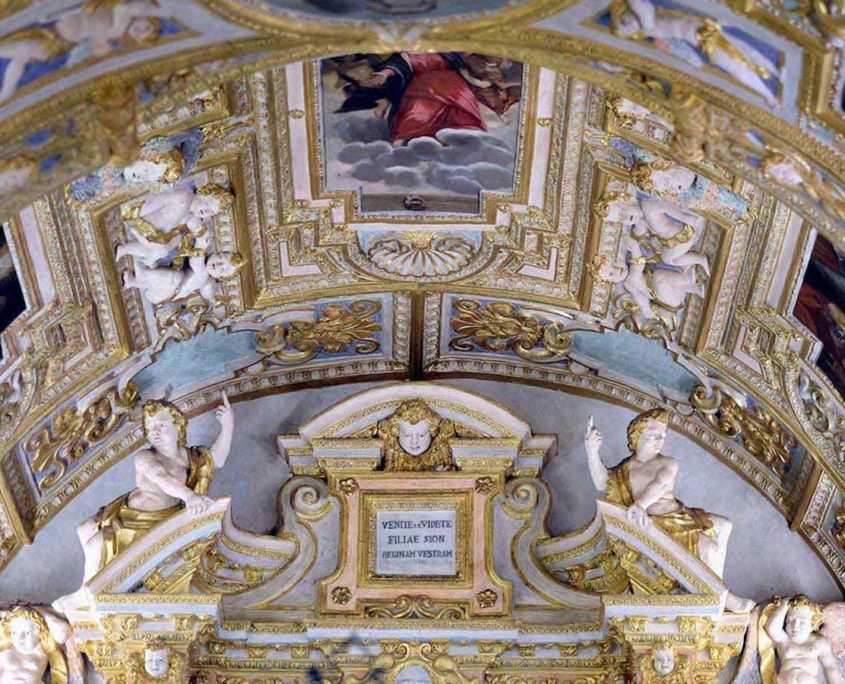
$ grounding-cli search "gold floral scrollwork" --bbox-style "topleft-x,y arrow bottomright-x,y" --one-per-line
24,381 -> 140,489
476,589 -> 498,608
475,476 -> 497,494
690,386 -> 796,480
338,477 -> 359,495
255,300 -> 382,365
364,595 -> 468,619
331,586 -> 352,605
449,299 -> 571,362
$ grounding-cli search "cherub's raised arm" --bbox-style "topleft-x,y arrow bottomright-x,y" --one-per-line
584,416 -> 608,491
764,599 -> 790,646
210,393 -> 235,468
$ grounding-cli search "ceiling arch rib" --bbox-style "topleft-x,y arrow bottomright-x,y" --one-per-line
0,0 -> 843,607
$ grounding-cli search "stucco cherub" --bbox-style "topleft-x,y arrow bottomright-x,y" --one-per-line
584,408 -> 754,612
118,183 -> 234,253
122,237 -> 244,306
0,605 -> 84,684
56,394 -> 235,610
763,595 -> 843,684
0,0 -> 170,103
607,0 -> 781,106
378,399 -> 456,472
591,237 -> 704,329
608,196 -> 710,275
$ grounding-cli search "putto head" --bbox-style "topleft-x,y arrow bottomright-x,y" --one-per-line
392,399 -> 441,456
786,595 -> 823,641
627,408 -> 669,453
143,637 -> 171,678
1,606 -> 49,655
142,400 -> 188,450
651,643 -> 677,676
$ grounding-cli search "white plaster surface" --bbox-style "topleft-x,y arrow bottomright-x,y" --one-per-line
0,379 -> 841,603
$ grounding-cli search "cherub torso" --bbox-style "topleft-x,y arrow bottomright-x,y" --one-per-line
626,455 -> 681,515
777,636 -> 824,684
128,448 -> 188,511
0,647 -> 48,684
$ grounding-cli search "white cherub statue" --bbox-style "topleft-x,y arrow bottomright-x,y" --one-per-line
55,395 -> 234,611
763,595 -> 844,684
121,235 -> 244,306
608,196 -> 710,275
592,238 -> 705,328
0,605 -> 84,684
121,183 -> 234,242
584,409 -> 755,612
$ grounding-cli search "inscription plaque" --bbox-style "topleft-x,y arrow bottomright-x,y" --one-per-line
375,509 -> 457,577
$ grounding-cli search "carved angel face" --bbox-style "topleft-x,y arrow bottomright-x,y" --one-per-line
9,616 -> 40,654
636,419 -> 667,457
652,648 -> 675,676
144,409 -> 180,453
144,647 -> 170,677
398,418 -> 431,456
650,166 -> 696,194
786,606 -> 815,643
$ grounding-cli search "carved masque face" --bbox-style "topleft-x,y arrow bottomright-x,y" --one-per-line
651,166 -> 696,194
144,647 -> 170,677
9,617 -> 39,654
785,606 -> 814,643
145,409 -> 179,453
637,420 -> 667,456
652,648 -> 675,676
398,419 -> 431,456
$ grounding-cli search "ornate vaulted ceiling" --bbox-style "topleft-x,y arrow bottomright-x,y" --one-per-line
3,0 -> 845,603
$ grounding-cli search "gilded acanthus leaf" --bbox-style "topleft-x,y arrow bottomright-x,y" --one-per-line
449,299 -> 571,362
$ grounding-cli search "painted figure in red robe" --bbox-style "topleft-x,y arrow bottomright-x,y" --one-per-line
328,52 -> 520,146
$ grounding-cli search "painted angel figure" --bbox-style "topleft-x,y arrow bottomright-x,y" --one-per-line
0,605 -> 84,684
763,596 -> 845,684
611,195 -> 710,275
608,0 -> 781,106
0,0 -> 171,103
